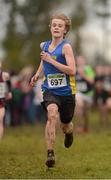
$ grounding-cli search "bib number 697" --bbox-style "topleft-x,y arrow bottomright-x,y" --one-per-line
50,78 -> 62,86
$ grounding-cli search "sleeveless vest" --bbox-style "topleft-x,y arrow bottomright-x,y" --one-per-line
41,40 -> 76,96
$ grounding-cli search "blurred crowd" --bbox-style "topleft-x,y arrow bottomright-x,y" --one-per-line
2,57 -> 111,133
75,56 -> 111,133
5,65 -> 46,127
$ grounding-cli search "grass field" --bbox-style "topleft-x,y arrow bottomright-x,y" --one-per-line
0,120 -> 111,179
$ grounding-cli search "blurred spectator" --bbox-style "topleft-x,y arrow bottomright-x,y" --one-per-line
75,56 -> 95,133
10,75 -> 23,126
0,62 -> 12,139
94,65 -> 111,129
103,66 -> 111,111
94,65 -> 107,127
19,65 -> 36,124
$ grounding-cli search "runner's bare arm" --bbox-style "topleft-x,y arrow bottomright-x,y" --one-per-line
30,61 -> 43,87
30,42 -> 45,87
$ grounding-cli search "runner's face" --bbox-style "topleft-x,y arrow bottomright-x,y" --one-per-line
50,19 -> 66,38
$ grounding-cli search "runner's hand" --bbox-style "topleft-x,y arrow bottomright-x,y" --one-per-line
40,51 -> 52,62
30,74 -> 39,87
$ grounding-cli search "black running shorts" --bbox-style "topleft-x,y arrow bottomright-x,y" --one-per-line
42,90 -> 76,124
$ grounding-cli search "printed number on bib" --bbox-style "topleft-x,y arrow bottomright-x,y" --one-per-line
0,82 -> 7,98
48,74 -> 67,88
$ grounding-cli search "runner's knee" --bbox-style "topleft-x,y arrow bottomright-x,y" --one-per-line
47,104 -> 58,121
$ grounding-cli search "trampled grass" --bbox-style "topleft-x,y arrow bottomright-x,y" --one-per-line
0,122 -> 111,179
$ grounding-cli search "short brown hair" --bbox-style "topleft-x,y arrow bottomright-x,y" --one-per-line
50,13 -> 72,37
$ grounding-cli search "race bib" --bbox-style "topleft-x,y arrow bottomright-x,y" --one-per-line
47,74 -> 67,88
0,82 -> 7,98
104,81 -> 111,91
76,82 -> 87,92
